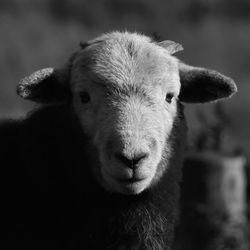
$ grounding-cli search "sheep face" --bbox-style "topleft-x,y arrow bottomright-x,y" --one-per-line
70,35 -> 181,194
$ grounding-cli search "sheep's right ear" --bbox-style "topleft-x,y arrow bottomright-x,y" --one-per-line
17,66 -> 71,104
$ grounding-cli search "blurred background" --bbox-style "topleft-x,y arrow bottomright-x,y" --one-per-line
0,0 -> 249,158
0,1 -> 250,249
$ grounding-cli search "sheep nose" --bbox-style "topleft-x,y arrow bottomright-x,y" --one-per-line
115,152 -> 148,168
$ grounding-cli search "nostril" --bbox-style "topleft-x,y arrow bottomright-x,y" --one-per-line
115,152 -> 148,168
133,153 -> 148,165
115,153 -> 132,167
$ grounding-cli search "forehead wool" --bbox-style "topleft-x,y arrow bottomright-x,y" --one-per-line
72,32 -> 180,92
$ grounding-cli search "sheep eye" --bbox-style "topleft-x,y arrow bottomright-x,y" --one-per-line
165,93 -> 174,103
79,92 -> 91,103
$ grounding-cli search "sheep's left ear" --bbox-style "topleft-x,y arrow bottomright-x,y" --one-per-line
178,62 -> 237,103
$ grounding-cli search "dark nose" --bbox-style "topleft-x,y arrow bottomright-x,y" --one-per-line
115,152 -> 148,168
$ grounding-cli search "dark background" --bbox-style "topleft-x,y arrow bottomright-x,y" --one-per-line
0,0 -> 249,157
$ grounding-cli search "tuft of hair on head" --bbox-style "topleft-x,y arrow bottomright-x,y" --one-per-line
79,42 -> 90,50
152,32 -> 162,42
151,32 -> 184,55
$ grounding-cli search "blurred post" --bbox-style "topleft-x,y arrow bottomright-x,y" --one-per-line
204,152 -> 248,250
177,152 -> 249,250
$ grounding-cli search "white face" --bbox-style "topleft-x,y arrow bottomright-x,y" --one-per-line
70,39 -> 181,195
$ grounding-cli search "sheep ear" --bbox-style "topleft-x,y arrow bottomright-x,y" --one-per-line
17,66 -> 71,104
158,40 -> 183,55
178,62 -> 237,103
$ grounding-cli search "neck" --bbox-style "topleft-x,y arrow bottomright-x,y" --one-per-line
84,153 -> 183,250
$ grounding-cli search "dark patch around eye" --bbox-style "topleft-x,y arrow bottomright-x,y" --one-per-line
79,92 -> 91,103
166,93 -> 174,103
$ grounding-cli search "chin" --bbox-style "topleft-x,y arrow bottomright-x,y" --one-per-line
102,171 -> 153,195
118,182 -> 149,195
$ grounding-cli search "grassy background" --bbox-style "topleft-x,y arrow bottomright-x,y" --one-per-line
0,0 -> 249,157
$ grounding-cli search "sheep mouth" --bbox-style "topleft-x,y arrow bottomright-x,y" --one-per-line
102,168 -> 151,194
114,176 -> 151,195
116,176 -> 147,184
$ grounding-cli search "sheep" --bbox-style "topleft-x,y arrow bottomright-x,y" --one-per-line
0,31 -> 237,250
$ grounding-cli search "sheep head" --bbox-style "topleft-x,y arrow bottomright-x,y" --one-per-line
17,31 -> 237,195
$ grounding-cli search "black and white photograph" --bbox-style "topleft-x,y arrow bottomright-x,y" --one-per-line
0,1 -> 249,249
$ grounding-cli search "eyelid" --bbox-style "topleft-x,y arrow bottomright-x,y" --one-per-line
165,92 -> 174,103
166,93 -> 174,98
